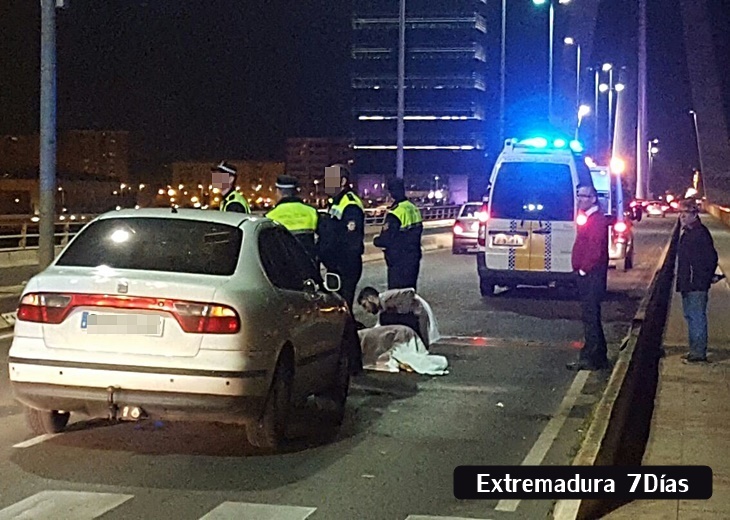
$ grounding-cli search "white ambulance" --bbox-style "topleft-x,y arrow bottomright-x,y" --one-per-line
476,137 -> 595,296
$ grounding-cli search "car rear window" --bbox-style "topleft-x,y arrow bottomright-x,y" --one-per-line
459,204 -> 483,218
56,217 -> 243,276
489,162 -> 575,221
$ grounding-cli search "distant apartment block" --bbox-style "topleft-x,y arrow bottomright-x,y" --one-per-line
0,130 -> 129,181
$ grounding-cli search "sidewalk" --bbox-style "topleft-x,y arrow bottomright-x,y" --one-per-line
604,215 -> 730,519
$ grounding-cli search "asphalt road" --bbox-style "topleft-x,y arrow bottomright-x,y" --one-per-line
0,217 -> 674,520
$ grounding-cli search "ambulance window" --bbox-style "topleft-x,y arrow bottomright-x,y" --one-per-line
490,162 -> 574,221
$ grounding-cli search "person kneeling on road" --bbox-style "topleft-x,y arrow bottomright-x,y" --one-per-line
357,286 -> 440,349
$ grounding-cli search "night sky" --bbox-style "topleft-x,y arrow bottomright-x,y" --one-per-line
1,0 -> 728,191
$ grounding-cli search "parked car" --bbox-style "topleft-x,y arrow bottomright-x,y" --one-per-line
8,209 -> 355,449
452,202 -> 484,254
646,200 -> 669,218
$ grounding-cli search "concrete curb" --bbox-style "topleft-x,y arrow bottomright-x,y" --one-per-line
0,311 -> 16,331
553,222 -> 681,520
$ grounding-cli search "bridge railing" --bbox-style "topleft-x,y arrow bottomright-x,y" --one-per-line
0,205 -> 462,252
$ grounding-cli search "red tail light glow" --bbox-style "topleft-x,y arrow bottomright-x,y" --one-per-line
614,221 -> 628,233
477,203 -> 489,246
453,223 -> 465,235
17,293 -> 240,334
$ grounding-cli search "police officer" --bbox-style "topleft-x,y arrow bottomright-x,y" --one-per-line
373,178 -> 423,291
266,175 -> 320,261
320,166 -> 365,311
211,161 -> 251,213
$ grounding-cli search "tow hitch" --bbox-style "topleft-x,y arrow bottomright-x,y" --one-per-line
106,386 -> 146,421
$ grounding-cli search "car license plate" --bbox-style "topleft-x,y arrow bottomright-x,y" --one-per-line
491,234 -> 526,247
81,312 -> 164,336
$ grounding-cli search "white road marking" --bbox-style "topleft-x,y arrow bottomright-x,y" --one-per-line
199,502 -> 317,520
0,331 -> 14,340
0,491 -> 133,520
12,434 -> 60,449
406,516 -> 495,520
494,370 -> 590,513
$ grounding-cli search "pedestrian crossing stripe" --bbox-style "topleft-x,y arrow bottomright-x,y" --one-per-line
0,491 -> 496,520
0,491 -> 133,520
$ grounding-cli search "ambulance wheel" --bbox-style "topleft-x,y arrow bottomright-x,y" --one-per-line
480,277 -> 496,297
26,407 -> 69,435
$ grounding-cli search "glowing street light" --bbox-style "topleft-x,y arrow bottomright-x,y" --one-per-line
602,62 -> 613,72
610,157 -> 626,175
615,83 -> 625,92
578,104 -> 591,118
599,83 -> 609,93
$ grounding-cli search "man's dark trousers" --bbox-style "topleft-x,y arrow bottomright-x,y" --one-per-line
337,260 -> 363,312
386,260 -> 420,291
577,271 -> 608,366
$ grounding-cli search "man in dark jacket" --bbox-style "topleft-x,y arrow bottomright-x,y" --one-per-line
319,165 -> 365,311
373,179 -> 423,290
567,184 -> 611,371
676,198 -> 718,363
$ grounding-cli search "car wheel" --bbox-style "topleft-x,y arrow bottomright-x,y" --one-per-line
25,407 -> 70,435
246,358 -> 292,449
479,277 -> 496,297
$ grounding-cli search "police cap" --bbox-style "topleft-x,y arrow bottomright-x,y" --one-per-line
276,175 -> 298,189
211,161 -> 237,177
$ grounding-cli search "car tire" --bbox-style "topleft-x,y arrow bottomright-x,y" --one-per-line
25,407 -> 70,435
246,358 -> 292,450
479,277 -> 496,297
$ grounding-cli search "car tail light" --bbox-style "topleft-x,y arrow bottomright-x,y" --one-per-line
453,223 -> 465,235
477,203 -> 489,246
576,213 -> 588,226
614,221 -> 628,234
17,292 -> 240,334
670,201 -> 679,209
18,293 -> 72,324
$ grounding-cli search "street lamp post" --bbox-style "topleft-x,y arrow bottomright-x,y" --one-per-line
396,0 -> 406,180
499,0 -> 507,145
689,110 -> 707,198
647,139 -> 659,199
39,0 -> 58,269
532,0 -> 571,124
576,104 -> 591,140
564,37 -> 581,114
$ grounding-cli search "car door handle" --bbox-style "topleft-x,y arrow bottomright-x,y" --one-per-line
532,229 -> 551,235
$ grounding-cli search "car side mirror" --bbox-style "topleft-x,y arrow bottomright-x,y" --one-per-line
323,272 -> 341,293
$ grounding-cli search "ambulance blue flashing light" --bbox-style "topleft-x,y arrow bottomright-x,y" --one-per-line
515,136 -> 583,153
569,140 -> 584,153
519,137 -> 548,148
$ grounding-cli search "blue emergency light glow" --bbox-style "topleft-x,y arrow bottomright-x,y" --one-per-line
569,140 -> 584,153
553,138 -> 567,148
519,137 -> 548,148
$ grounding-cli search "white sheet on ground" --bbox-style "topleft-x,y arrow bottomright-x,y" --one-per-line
357,324 -> 448,375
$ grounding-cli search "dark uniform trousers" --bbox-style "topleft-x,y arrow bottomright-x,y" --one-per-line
577,270 -> 608,365
337,260 -> 363,311
386,259 -> 420,292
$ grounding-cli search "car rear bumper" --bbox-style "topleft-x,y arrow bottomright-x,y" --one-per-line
10,381 -> 267,423
9,355 -> 271,424
477,252 -> 576,286
452,235 -> 478,251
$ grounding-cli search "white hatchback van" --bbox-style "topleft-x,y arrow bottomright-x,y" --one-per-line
476,137 -> 595,296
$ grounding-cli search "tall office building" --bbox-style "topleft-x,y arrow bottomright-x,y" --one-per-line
352,0 -> 493,199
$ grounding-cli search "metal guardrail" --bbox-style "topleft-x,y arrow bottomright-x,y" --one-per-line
0,205 -> 462,252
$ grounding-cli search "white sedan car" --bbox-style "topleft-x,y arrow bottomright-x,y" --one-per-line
8,209 -> 355,449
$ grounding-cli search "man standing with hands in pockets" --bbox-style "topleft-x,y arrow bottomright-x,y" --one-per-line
567,184 -> 611,371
